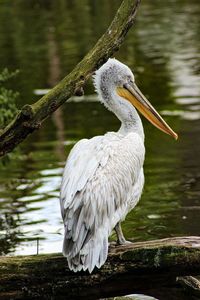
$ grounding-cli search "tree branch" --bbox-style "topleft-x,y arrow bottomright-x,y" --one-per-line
1,236 -> 200,299
0,0 -> 140,157
177,276 -> 200,298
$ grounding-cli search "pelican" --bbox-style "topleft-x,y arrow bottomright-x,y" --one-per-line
60,58 -> 178,273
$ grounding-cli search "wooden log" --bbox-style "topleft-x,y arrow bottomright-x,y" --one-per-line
1,236 -> 200,300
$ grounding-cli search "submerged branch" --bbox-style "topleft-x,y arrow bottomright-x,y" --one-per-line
1,236 -> 200,300
0,0 -> 140,157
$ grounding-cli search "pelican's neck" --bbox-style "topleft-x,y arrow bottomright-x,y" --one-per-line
118,114 -> 144,141
95,73 -> 144,140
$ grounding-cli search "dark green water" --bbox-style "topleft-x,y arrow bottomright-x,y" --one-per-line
0,0 -> 200,299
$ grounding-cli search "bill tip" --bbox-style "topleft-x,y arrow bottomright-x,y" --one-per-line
174,133 -> 178,140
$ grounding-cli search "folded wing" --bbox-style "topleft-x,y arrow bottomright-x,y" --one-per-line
60,133 -> 144,272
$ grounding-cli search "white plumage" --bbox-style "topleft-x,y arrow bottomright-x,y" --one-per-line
60,58 -> 177,273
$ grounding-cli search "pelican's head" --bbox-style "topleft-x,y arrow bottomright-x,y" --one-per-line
94,58 -> 178,140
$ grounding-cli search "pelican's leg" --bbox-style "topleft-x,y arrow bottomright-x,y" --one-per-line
115,222 -> 132,245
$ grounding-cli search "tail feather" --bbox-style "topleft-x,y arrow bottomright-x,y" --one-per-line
64,233 -> 108,273
97,236 -> 108,268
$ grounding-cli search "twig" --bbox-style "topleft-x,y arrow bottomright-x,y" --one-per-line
36,238 -> 39,255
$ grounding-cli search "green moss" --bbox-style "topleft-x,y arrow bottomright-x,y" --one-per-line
119,244 -> 200,271
154,248 -> 161,267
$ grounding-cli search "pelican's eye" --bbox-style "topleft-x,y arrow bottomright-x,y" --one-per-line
127,75 -> 134,84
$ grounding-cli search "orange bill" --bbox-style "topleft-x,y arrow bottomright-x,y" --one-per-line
117,83 -> 178,140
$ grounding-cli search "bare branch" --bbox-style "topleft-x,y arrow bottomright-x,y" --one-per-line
0,0 -> 141,157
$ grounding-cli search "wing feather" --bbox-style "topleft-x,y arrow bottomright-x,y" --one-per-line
60,132 -> 145,272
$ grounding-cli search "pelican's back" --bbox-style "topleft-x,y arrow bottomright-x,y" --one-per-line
60,132 -> 145,272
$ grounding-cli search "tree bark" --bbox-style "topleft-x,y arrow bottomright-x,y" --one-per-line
1,236 -> 200,300
0,0 -> 140,158
177,276 -> 200,298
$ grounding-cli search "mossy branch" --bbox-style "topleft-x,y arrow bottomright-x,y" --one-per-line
1,237 -> 200,299
0,0 -> 140,157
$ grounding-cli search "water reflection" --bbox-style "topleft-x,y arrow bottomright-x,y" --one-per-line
0,2 -> 200,299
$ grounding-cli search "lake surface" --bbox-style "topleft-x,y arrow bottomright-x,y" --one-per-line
0,0 -> 200,299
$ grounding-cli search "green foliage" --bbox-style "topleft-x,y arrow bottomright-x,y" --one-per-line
0,68 -> 19,83
0,68 -> 19,128
0,69 -> 19,164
